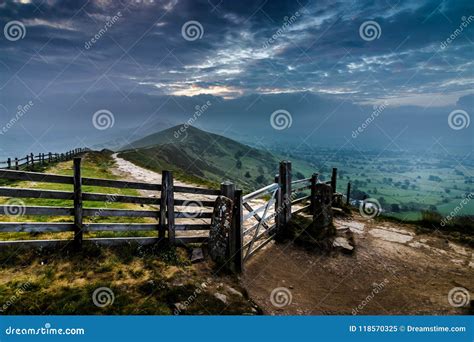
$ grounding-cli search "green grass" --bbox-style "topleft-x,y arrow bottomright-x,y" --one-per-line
0,242 -> 255,315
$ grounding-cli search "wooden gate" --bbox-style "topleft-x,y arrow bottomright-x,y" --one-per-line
241,182 -> 279,262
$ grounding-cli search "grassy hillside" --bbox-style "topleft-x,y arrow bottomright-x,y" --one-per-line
119,126 -> 315,192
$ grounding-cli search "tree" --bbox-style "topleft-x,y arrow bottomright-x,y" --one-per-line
390,203 -> 400,212
255,175 -> 266,184
295,172 -> 305,180
244,171 -> 251,178
235,159 -> 242,169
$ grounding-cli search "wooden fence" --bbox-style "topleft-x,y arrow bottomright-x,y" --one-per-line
0,148 -> 87,170
0,157 -> 220,249
0,155 -> 345,273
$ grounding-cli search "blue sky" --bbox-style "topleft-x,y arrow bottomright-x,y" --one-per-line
0,0 -> 473,154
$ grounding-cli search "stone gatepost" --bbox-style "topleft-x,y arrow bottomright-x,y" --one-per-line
208,196 -> 233,267
310,183 -> 335,237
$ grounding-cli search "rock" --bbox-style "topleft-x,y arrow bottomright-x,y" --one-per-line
209,196 -> 233,266
226,286 -> 243,297
214,292 -> 228,304
333,237 -> 354,252
191,248 -> 205,263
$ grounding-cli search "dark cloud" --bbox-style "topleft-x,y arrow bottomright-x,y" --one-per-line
0,0 -> 472,156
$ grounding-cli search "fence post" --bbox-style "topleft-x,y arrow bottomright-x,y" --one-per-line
26,155 -> 29,168
346,182 -> 351,206
7,158 -> 11,169
274,174 -> 281,235
30,153 -> 34,166
162,171 -> 175,244
230,189 -> 243,273
73,157 -> 83,249
331,167 -> 337,193
276,161 -> 291,241
220,181 -> 235,199
310,173 -> 319,212
159,171 -> 169,240
14,158 -> 18,170
48,152 -> 52,163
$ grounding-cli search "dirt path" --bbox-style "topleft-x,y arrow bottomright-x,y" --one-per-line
242,215 -> 474,315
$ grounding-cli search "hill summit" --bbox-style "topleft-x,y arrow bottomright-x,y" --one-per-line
119,125 -> 286,190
